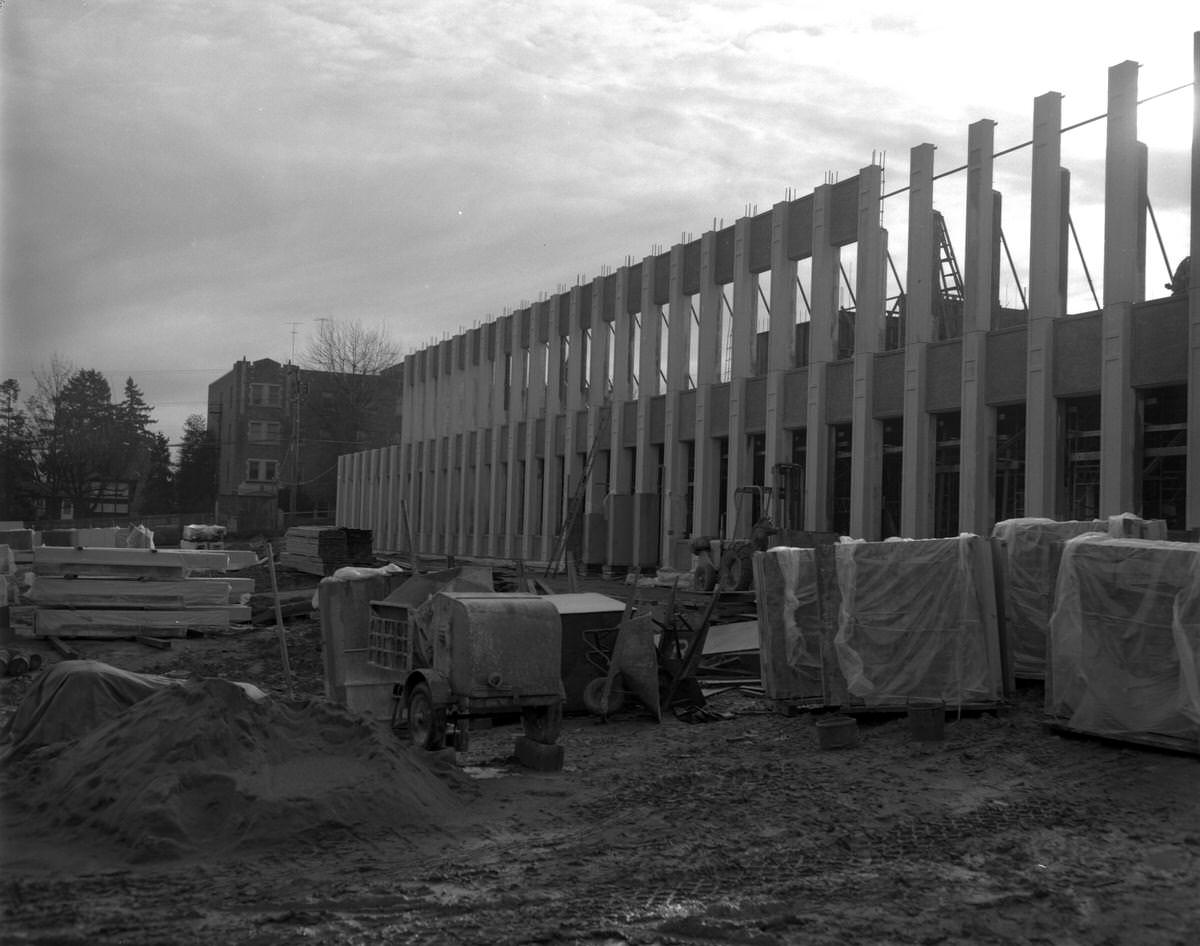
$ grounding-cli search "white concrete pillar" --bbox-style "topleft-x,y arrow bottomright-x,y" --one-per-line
661,242 -> 691,560
765,199 -> 798,482
726,217 -> 755,539
805,184 -> 838,531
959,119 -> 997,536
902,143 -> 937,538
1100,60 -> 1144,517
850,165 -> 886,540
1025,93 -> 1068,518
693,231 -> 723,537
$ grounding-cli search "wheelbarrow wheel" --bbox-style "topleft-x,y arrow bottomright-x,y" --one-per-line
407,682 -> 447,750
521,701 -> 563,745
719,545 -> 754,592
582,677 -> 626,717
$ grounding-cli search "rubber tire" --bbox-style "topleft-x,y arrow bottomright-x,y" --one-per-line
407,682 -> 447,750
582,677 -> 626,717
521,701 -> 563,745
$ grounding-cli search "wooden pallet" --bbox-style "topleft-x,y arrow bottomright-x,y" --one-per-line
29,577 -> 253,608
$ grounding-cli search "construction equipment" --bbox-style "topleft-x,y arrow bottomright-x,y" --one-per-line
369,590 -> 564,752
715,486 -> 778,592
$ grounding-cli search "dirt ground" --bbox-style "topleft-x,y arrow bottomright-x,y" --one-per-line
2,564 -> 1199,946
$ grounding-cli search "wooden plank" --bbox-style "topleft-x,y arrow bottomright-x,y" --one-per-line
34,606 -> 250,637
33,547 -> 231,572
225,550 -> 261,570
29,577 -> 245,608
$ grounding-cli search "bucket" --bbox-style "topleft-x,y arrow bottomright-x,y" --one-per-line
816,715 -> 859,750
907,699 -> 946,742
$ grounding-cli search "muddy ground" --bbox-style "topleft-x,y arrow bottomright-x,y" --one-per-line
2,564 -> 1199,946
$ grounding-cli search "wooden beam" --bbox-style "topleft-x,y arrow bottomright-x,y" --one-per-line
34,606 -> 251,638
33,547 -> 232,573
29,577 -> 253,607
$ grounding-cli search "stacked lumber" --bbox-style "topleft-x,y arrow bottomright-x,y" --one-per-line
25,547 -> 253,639
281,527 -> 373,576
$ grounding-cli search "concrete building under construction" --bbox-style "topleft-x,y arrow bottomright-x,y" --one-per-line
336,39 -> 1200,572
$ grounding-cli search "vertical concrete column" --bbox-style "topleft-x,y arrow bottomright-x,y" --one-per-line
400,353 -> 420,550
693,231 -> 723,538
584,277 -> 611,563
959,119 -> 997,536
606,267 -> 634,568
1188,32 -> 1200,532
525,309 -> 550,561
901,144 -> 937,537
1025,94 -> 1069,518
503,318 -> 524,559
557,288 -> 586,562
805,184 -> 838,531
850,165 -> 886,540
381,445 -> 396,552
542,307 -> 564,561
726,217 -> 755,537
765,200 -> 798,478
634,257 -> 662,567
1100,60 -> 1144,517
661,242 -> 690,562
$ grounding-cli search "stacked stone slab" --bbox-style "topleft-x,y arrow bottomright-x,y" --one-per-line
755,535 -> 1007,709
1047,534 -> 1200,753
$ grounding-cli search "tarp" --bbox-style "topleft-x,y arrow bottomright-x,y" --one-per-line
1,660 -> 182,755
834,535 -> 1004,707
1048,535 -> 1200,744
991,518 -> 1106,678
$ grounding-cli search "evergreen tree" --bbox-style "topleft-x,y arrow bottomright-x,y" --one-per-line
0,379 -> 38,520
33,369 -> 125,518
176,414 -> 217,515
136,431 -> 176,515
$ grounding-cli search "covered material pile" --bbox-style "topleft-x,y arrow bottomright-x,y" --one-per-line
5,675 -> 464,860
755,535 -> 1006,709
991,518 -> 1107,679
1047,534 -> 1200,752
282,526 -> 374,576
992,514 -> 1167,679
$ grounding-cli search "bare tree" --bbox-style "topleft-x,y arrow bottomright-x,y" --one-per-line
302,320 -> 401,376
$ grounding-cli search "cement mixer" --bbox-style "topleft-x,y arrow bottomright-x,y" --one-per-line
369,591 -> 565,752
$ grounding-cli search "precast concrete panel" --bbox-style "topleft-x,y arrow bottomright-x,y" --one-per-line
1052,314 -> 1102,396
986,328 -> 1029,403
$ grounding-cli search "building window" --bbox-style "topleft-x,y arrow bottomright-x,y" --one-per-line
934,412 -> 961,537
831,423 -> 852,535
1139,385 -> 1187,532
995,404 -> 1026,523
249,383 -> 282,407
246,459 -> 278,482
881,418 -> 903,538
248,420 -> 281,443
1064,396 -> 1101,521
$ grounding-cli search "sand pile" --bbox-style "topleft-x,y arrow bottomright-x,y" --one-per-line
9,679 -> 465,861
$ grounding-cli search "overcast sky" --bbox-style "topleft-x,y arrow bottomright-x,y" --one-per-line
1,1 -> 1194,442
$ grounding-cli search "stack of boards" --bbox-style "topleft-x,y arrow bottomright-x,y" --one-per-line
281,527 -> 373,577
24,546 -> 259,640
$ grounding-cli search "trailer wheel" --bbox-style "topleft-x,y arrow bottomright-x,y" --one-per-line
406,682 -> 447,750
521,701 -> 563,745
